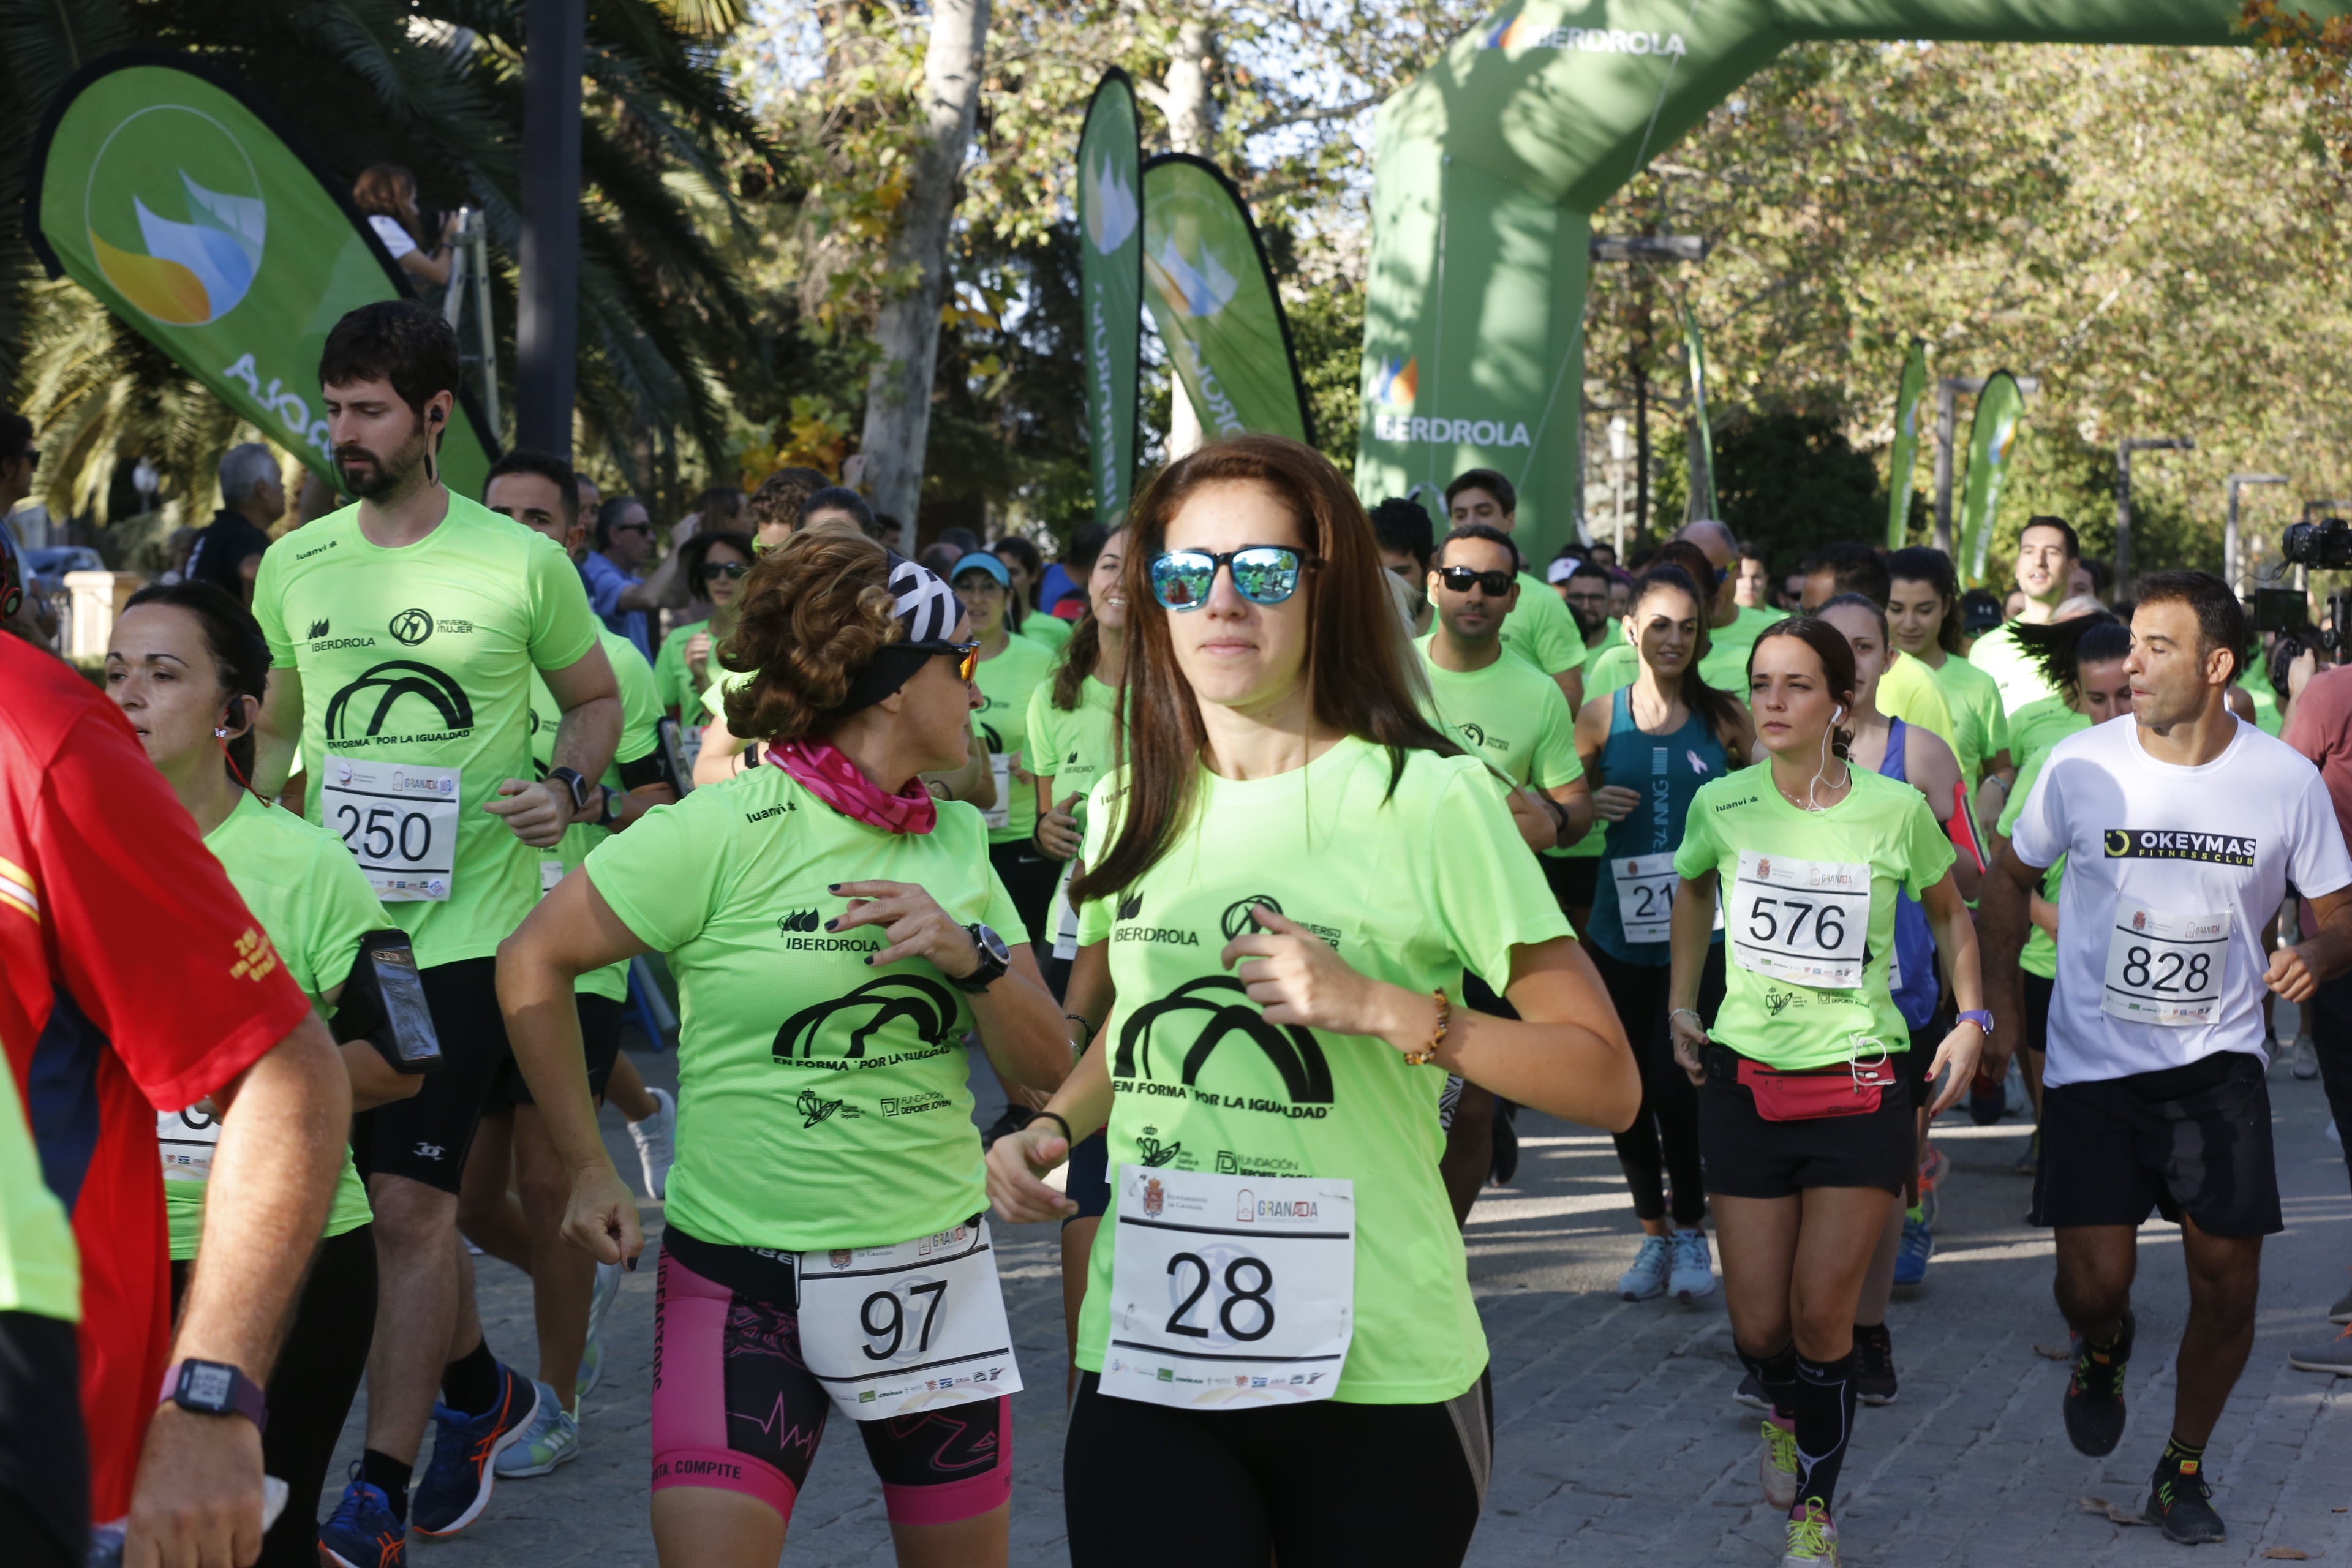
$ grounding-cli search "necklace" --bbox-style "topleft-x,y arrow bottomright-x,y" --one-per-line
1775,763 -> 1851,812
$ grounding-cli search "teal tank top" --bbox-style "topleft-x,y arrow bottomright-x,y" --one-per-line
1587,687 -> 1730,965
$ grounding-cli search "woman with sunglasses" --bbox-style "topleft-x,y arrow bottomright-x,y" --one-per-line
984,435 -> 1639,1568
501,529 -> 1069,1568
105,582 -> 421,1568
652,528 -> 755,728
1577,564 -> 1752,1305
1668,617 -> 1985,1568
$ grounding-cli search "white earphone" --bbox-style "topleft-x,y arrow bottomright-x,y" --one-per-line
1831,704 -> 1845,723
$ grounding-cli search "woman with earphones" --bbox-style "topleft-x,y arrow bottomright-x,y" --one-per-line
104,582 -> 421,1568
1665,617 -> 1986,1568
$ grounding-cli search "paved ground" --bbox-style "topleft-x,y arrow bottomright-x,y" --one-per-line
328,1026 -> 2352,1566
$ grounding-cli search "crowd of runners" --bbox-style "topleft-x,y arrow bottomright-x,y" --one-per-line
2,298 -> 2350,1568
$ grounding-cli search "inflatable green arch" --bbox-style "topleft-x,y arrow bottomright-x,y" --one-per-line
1355,1 -> 2342,559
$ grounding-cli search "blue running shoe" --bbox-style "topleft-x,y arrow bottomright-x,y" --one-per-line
1892,1213 -> 1933,1287
319,1461 -> 406,1568
410,1362 -> 538,1537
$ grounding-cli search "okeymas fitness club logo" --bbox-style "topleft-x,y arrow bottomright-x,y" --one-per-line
85,105 -> 265,326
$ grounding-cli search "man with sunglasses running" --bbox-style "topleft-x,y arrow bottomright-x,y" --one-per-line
1445,469 -> 1587,712
1415,523 -> 1596,1220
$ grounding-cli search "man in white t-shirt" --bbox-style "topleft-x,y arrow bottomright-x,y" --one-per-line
1970,516 -> 2079,715
1981,571 -> 2352,1547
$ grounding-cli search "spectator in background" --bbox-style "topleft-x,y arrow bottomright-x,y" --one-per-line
743,466 -> 828,552
1588,540 -> 1618,571
1735,542 -> 1772,608
873,510 -> 907,548
1958,588 -> 2005,655
580,496 -> 690,662
1037,523 -> 1108,620
938,526 -> 982,556
692,486 -> 743,535
184,443 -> 284,604
353,164 -> 455,287
0,412 -> 54,646
293,469 -> 341,531
1562,561 -> 1614,651
1370,496 -> 1437,638
799,485 -> 877,540
917,541 -> 967,577
575,473 -> 601,520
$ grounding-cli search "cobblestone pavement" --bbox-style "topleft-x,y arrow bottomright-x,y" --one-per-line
326,1032 -> 2352,1566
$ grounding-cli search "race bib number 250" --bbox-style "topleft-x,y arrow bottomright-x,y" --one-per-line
321,759 -> 459,902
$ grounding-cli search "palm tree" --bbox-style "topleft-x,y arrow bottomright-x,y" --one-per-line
0,0 -> 783,520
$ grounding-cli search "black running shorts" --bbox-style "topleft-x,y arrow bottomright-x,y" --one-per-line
0,1311 -> 86,1567
2031,1050 -> 2282,1236
491,992 -> 625,1108
1697,1046 -> 1916,1199
353,956 -> 511,1194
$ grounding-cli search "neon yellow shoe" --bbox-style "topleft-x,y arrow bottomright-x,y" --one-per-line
1781,1500 -> 1839,1567
1760,1417 -> 1800,1509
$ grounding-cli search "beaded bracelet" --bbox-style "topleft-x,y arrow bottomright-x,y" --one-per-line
1403,987 -> 1451,1067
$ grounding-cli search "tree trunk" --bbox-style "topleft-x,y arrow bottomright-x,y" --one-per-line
1152,17 -> 1216,459
858,0 -> 991,549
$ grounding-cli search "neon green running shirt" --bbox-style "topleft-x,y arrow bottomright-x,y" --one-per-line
1969,620 -> 2061,717
1498,573 -> 1586,678
1415,635 -> 1583,791
1917,649 -> 2010,785
585,767 -> 1027,1251
972,633 -> 1055,845
165,792 -> 378,1260
1997,748 -> 2065,981
1025,674 -> 1121,838
532,627 -> 665,1003
251,494 -> 601,967
651,617 -> 709,719
1674,763 -> 1954,1071
1071,737 -> 1573,1402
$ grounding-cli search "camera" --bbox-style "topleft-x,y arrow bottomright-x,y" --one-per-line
2282,516 -> 2352,570
2253,583 -> 2352,697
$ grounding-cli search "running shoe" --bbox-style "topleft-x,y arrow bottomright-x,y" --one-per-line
2061,1308 -> 2134,1457
319,1463 -> 405,1568
1668,1229 -> 1717,1302
494,1382 -> 580,1477
1733,1370 -> 1770,1411
979,1104 -> 1035,1149
2013,1126 -> 2040,1177
2287,1322 -> 2352,1374
628,1086 -> 677,1198
2144,1457 -> 2226,1545
1780,1501 -> 1839,1566
1853,1322 -> 1898,1406
1891,1212 -> 1933,1287
1967,1066 -> 2007,1126
576,1333 -> 605,1401
2292,1035 -> 2320,1081
1760,1417 -> 1800,1510
410,1362 -> 538,1537
1616,1235 -> 1671,1301
1917,1141 -> 1948,1192
2003,1057 -> 2029,1118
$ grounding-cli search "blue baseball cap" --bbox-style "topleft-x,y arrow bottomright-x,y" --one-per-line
951,551 -> 1011,589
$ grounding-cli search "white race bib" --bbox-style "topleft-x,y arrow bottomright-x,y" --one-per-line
2102,901 -> 2231,1027
1728,850 -> 1871,989
539,858 -> 565,897
1611,853 -> 1678,943
1102,1166 -> 1354,1410
158,1105 -> 221,1183
982,753 -> 1012,831
321,758 -> 460,901
1049,859 -> 1080,962
794,1220 -> 1023,1421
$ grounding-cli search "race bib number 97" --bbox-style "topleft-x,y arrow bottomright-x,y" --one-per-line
321,759 -> 459,901
2102,901 -> 2231,1027
795,1220 -> 1023,1422
1102,1166 -> 1354,1410
1728,850 -> 1872,989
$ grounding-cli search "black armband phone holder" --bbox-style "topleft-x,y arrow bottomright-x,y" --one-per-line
333,931 -> 445,1074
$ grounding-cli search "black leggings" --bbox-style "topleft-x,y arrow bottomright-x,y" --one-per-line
987,840 -> 1061,955
1063,1370 -> 1492,1567
1592,941 -> 1725,1226
172,1224 -> 377,1568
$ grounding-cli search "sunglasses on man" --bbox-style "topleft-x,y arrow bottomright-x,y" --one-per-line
1436,565 -> 1515,597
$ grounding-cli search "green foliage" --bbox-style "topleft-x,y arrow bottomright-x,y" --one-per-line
1282,282 -> 1364,480
1707,410 -> 1884,574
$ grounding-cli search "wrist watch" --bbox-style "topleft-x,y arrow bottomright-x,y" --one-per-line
548,766 -> 593,815
956,922 -> 1011,993
160,1359 -> 268,1434
596,785 -> 624,828
1958,1009 -> 1995,1035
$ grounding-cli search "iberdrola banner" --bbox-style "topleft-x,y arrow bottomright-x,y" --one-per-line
1078,70 -> 1143,531
1957,369 -> 2026,588
1887,339 -> 1928,549
1680,299 -> 1718,524
1140,154 -> 1311,446
26,50 -> 496,497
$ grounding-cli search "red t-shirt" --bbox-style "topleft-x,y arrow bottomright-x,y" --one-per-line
0,637 -> 311,1520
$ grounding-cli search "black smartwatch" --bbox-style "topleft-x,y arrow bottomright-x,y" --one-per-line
596,785 -> 624,828
547,766 -> 594,815
956,922 -> 1011,993
160,1359 -> 268,1434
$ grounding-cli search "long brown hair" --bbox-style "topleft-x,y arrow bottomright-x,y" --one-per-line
1070,435 -> 1455,905
1626,564 -> 1745,745
1050,527 -> 1124,711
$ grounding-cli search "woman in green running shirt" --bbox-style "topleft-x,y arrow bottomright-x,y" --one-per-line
1668,617 -> 1986,1568
1886,546 -> 2013,837
108,582 -> 420,1568
502,529 -> 1069,1568
985,434 -> 1640,1568
651,529 -> 753,726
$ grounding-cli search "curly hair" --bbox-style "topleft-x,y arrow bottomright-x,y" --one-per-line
719,528 -> 907,741
745,466 -> 831,537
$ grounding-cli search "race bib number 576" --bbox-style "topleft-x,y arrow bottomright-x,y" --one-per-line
1728,849 -> 1872,990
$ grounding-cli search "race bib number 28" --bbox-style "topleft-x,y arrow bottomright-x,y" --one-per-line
1728,850 -> 1872,989
1102,1166 -> 1354,1410
321,759 -> 459,902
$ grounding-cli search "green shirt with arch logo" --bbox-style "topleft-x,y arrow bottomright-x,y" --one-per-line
1673,763 -> 1955,1071
1024,673 -> 1121,839
1414,633 -> 1583,791
251,493 -> 601,967
972,633 -> 1055,845
1071,737 -> 1572,1403
582,766 -> 1027,1251
530,627 -> 665,1003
